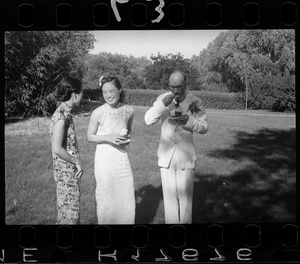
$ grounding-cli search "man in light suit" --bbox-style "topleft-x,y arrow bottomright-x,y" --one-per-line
144,71 -> 208,224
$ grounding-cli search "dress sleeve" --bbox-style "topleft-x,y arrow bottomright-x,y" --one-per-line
52,109 -> 65,125
94,107 -> 104,125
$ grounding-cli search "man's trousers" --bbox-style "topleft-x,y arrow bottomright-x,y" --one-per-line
160,150 -> 194,224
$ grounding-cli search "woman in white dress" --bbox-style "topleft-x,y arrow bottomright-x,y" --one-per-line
87,75 -> 135,224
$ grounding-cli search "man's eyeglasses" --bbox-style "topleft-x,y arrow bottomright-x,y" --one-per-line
169,85 -> 183,91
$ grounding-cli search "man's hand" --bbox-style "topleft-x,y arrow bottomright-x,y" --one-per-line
177,114 -> 189,126
162,94 -> 175,106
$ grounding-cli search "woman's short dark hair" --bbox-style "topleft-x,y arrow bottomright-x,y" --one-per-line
99,75 -> 126,103
55,76 -> 82,102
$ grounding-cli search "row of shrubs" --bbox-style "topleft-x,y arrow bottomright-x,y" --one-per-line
82,89 -> 245,110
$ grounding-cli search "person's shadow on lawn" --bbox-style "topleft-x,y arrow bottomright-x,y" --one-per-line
193,128 -> 296,223
135,184 -> 163,224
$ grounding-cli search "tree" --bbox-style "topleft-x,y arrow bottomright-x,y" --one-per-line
143,53 -> 194,90
124,56 -> 151,89
192,30 -> 295,112
191,31 -> 240,92
82,53 -> 151,90
5,31 -> 95,117
219,30 -> 295,111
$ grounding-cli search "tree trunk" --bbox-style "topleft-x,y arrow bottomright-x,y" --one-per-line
245,74 -> 248,111
244,60 -> 248,111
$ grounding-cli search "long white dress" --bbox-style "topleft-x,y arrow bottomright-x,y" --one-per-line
93,103 -> 135,224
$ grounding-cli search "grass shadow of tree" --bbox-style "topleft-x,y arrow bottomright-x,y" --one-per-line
193,128 -> 296,223
5,117 -> 30,124
135,184 -> 163,224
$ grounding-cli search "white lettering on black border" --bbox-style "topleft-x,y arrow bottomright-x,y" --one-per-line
0,249 -> 4,263
237,248 -> 252,261
131,249 -> 140,261
23,248 -> 38,263
210,248 -> 226,261
111,0 -> 165,23
155,249 -> 172,261
182,248 -> 199,261
98,250 -> 117,262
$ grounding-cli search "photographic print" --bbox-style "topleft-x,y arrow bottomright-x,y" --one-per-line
5,29 -> 296,225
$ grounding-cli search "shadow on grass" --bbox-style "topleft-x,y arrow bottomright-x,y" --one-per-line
5,117 -> 30,124
5,101 -> 102,123
135,184 -> 163,224
193,128 -> 296,223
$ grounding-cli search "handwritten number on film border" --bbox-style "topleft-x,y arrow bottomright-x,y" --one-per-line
111,0 -> 165,22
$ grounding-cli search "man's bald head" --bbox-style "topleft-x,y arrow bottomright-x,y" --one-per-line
169,71 -> 186,84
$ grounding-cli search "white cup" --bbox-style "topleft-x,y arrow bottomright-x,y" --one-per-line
120,129 -> 128,140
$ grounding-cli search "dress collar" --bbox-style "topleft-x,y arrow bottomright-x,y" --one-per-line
107,102 -> 122,109
61,102 -> 73,113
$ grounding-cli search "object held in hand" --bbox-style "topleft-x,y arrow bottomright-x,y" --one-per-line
174,110 -> 182,117
174,95 -> 182,117
120,129 -> 128,140
118,138 -> 131,144
119,129 -> 131,144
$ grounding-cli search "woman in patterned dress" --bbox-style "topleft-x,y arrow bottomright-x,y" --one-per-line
87,75 -> 135,224
50,76 -> 83,224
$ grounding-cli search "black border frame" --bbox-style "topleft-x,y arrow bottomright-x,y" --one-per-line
1,0 -> 299,262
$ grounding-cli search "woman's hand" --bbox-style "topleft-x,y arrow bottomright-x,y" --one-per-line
106,134 -> 125,145
73,157 -> 83,178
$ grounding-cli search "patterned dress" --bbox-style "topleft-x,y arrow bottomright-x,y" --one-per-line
93,103 -> 135,224
50,102 -> 80,225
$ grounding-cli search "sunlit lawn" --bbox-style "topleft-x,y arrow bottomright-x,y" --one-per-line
5,104 -> 296,224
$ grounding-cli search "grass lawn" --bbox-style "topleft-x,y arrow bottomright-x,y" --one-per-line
5,104 -> 296,224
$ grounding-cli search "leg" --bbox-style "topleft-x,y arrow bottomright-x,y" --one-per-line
160,161 -> 180,224
176,169 -> 194,224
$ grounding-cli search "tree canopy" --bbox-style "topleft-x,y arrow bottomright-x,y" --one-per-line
5,31 -> 95,117
192,30 -> 295,111
5,30 -> 295,117
81,52 -> 152,91
142,53 -> 198,90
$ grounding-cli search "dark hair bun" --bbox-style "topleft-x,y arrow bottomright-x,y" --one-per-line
55,83 -> 72,101
55,76 -> 82,102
